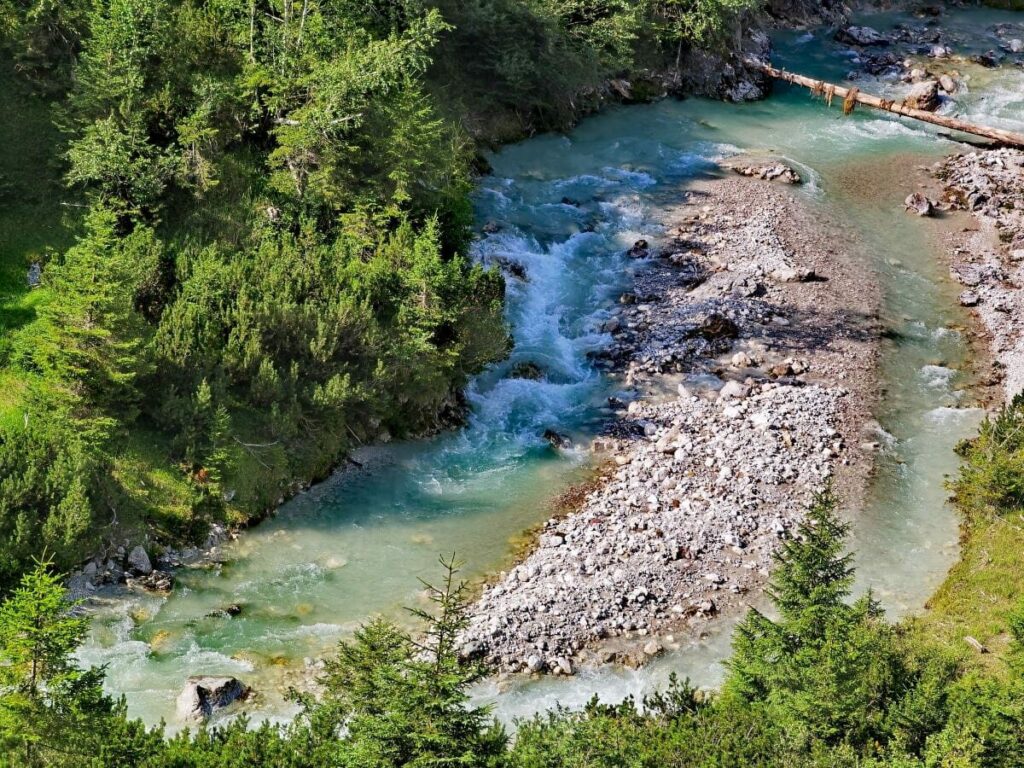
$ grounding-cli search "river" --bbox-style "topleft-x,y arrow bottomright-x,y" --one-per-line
77,5 -> 1024,729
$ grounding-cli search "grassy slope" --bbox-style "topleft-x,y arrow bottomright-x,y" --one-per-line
0,55 -> 71,426
911,506 -> 1024,674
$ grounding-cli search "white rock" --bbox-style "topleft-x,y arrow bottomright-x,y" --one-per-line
719,380 -> 750,400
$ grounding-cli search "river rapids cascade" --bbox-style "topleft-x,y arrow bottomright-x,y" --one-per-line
77,5 -> 1024,729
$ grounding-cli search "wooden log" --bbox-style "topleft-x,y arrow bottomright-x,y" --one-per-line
747,60 -> 1024,149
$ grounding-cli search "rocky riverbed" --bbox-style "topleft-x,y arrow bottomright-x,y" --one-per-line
464,171 -> 881,675
937,148 -> 1024,401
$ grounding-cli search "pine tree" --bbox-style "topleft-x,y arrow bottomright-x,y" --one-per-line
32,206 -> 156,435
305,554 -> 508,767
0,559 -> 161,767
725,491 -> 905,750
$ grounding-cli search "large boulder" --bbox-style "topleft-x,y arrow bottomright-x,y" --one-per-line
127,545 -> 152,575
176,676 -> 251,722
835,26 -> 889,47
903,80 -> 940,111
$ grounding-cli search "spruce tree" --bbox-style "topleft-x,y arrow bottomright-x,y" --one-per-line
0,559 -> 160,766
304,554 -> 508,767
725,491 -> 904,750
32,206 -> 156,435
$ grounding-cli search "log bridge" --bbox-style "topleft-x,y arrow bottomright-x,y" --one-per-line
746,60 -> 1024,149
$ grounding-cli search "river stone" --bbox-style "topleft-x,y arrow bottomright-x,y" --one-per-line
835,26 -> 889,47
627,239 -> 650,258
543,429 -> 572,450
525,655 -> 545,673
959,290 -> 980,307
938,74 -> 957,94
904,193 -> 933,217
718,380 -> 750,400
643,639 -> 664,658
176,676 -> 250,722
693,313 -> 739,341
127,545 -> 152,575
903,80 -> 939,111
970,51 -> 1000,68
551,656 -> 574,675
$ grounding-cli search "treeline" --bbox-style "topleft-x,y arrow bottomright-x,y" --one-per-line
0,0 -> 759,591
4,470 -> 1024,766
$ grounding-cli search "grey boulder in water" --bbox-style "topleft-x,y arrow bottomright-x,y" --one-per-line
835,26 -> 889,47
176,676 -> 251,722
903,80 -> 940,112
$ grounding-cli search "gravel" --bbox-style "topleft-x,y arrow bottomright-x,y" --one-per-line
937,149 -> 1024,400
464,172 -> 880,674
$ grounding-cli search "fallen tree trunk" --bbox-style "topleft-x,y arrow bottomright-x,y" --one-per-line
747,60 -> 1024,149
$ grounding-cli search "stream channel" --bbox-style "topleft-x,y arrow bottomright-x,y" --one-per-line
78,6 -> 1024,730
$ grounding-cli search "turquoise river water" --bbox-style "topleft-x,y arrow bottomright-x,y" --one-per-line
78,7 -> 1024,729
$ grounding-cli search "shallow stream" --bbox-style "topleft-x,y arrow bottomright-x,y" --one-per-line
78,6 -> 1023,729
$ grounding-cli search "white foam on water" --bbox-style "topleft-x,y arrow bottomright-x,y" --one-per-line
925,406 -> 985,425
180,642 -> 255,673
918,364 -> 957,390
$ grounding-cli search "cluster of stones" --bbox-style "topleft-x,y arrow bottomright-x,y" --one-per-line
938,149 -> 1024,398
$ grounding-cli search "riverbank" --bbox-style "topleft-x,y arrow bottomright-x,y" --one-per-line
903,146 -> 1024,668
464,170 -> 882,674
938,148 -> 1024,400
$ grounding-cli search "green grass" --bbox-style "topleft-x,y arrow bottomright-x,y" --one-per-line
0,54 -> 72,419
110,427 -> 205,542
909,397 -> 1024,675
912,510 -> 1024,674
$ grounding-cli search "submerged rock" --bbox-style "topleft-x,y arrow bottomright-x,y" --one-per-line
627,239 -> 651,258
970,51 -> 1000,68
176,676 -> 251,722
543,429 -> 573,450
510,361 -> 544,380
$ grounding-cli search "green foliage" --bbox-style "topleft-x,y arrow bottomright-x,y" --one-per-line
0,416 -> 98,589
0,559 -> 162,767
297,554 -> 508,767
428,0 -> 648,133
28,207 -> 157,424
952,392 -> 1024,519
0,503 -> 1022,766
0,0 -> 766,586
653,0 -> 757,50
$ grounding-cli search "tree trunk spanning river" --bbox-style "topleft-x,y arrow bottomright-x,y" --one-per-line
78,4 -> 1024,729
